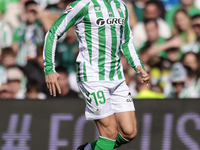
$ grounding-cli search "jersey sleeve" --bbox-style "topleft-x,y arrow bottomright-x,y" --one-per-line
43,0 -> 90,75
121,4 -> 144,71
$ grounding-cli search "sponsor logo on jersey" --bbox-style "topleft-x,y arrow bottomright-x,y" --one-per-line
64,6 -> 73,13
96,17 -> 125,26
96,18 -> 105,26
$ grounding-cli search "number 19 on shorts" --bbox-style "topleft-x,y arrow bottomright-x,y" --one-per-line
87,90 -> 106,106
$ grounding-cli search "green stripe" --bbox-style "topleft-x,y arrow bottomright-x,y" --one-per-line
92,0 -> 106,80
76,62 -> 81,81
83,62 -> 87,81
103,1 -> 118,81
84,13 -> 92,65
44,1 -> 89,75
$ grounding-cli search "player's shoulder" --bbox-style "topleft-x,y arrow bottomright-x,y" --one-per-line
114,0 -> 127,10
66,0 -> 91,10
73,0 -> 92,4
115,0 -> 126,6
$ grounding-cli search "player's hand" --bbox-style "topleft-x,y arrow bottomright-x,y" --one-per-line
137,66 -> 149,87
45,72 -> 61,97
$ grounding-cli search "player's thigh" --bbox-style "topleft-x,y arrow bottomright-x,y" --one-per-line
115,111 -> 137,139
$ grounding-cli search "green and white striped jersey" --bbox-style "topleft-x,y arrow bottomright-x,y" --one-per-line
43,0 -> 144,81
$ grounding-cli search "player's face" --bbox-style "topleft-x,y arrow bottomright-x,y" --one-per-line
174,11 -> 190,31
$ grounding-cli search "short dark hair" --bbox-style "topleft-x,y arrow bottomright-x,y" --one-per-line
144,18 -> 158,27
191,14 -> 200,20
56,66 -> 68,75
25,0 -> 37,8
1,47 -> 15,58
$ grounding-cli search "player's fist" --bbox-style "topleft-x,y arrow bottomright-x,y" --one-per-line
45,72 -> 61,97
137,66 -> 149,87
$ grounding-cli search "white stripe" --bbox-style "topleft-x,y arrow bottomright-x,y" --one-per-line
100,1 -> 112,80
90,2 -> 99,78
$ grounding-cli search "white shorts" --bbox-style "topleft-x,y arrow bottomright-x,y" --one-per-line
77,79 -> 135,120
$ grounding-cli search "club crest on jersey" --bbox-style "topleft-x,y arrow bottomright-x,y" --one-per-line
96,17 -> 125,27
64,6 -> 73,13
117,6 -> 122,12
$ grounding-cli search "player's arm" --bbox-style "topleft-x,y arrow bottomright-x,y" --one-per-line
121,4 -> 149,86
43,0 -> 90,96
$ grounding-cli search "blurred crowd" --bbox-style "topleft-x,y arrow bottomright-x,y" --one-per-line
0,0 -> 199,99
